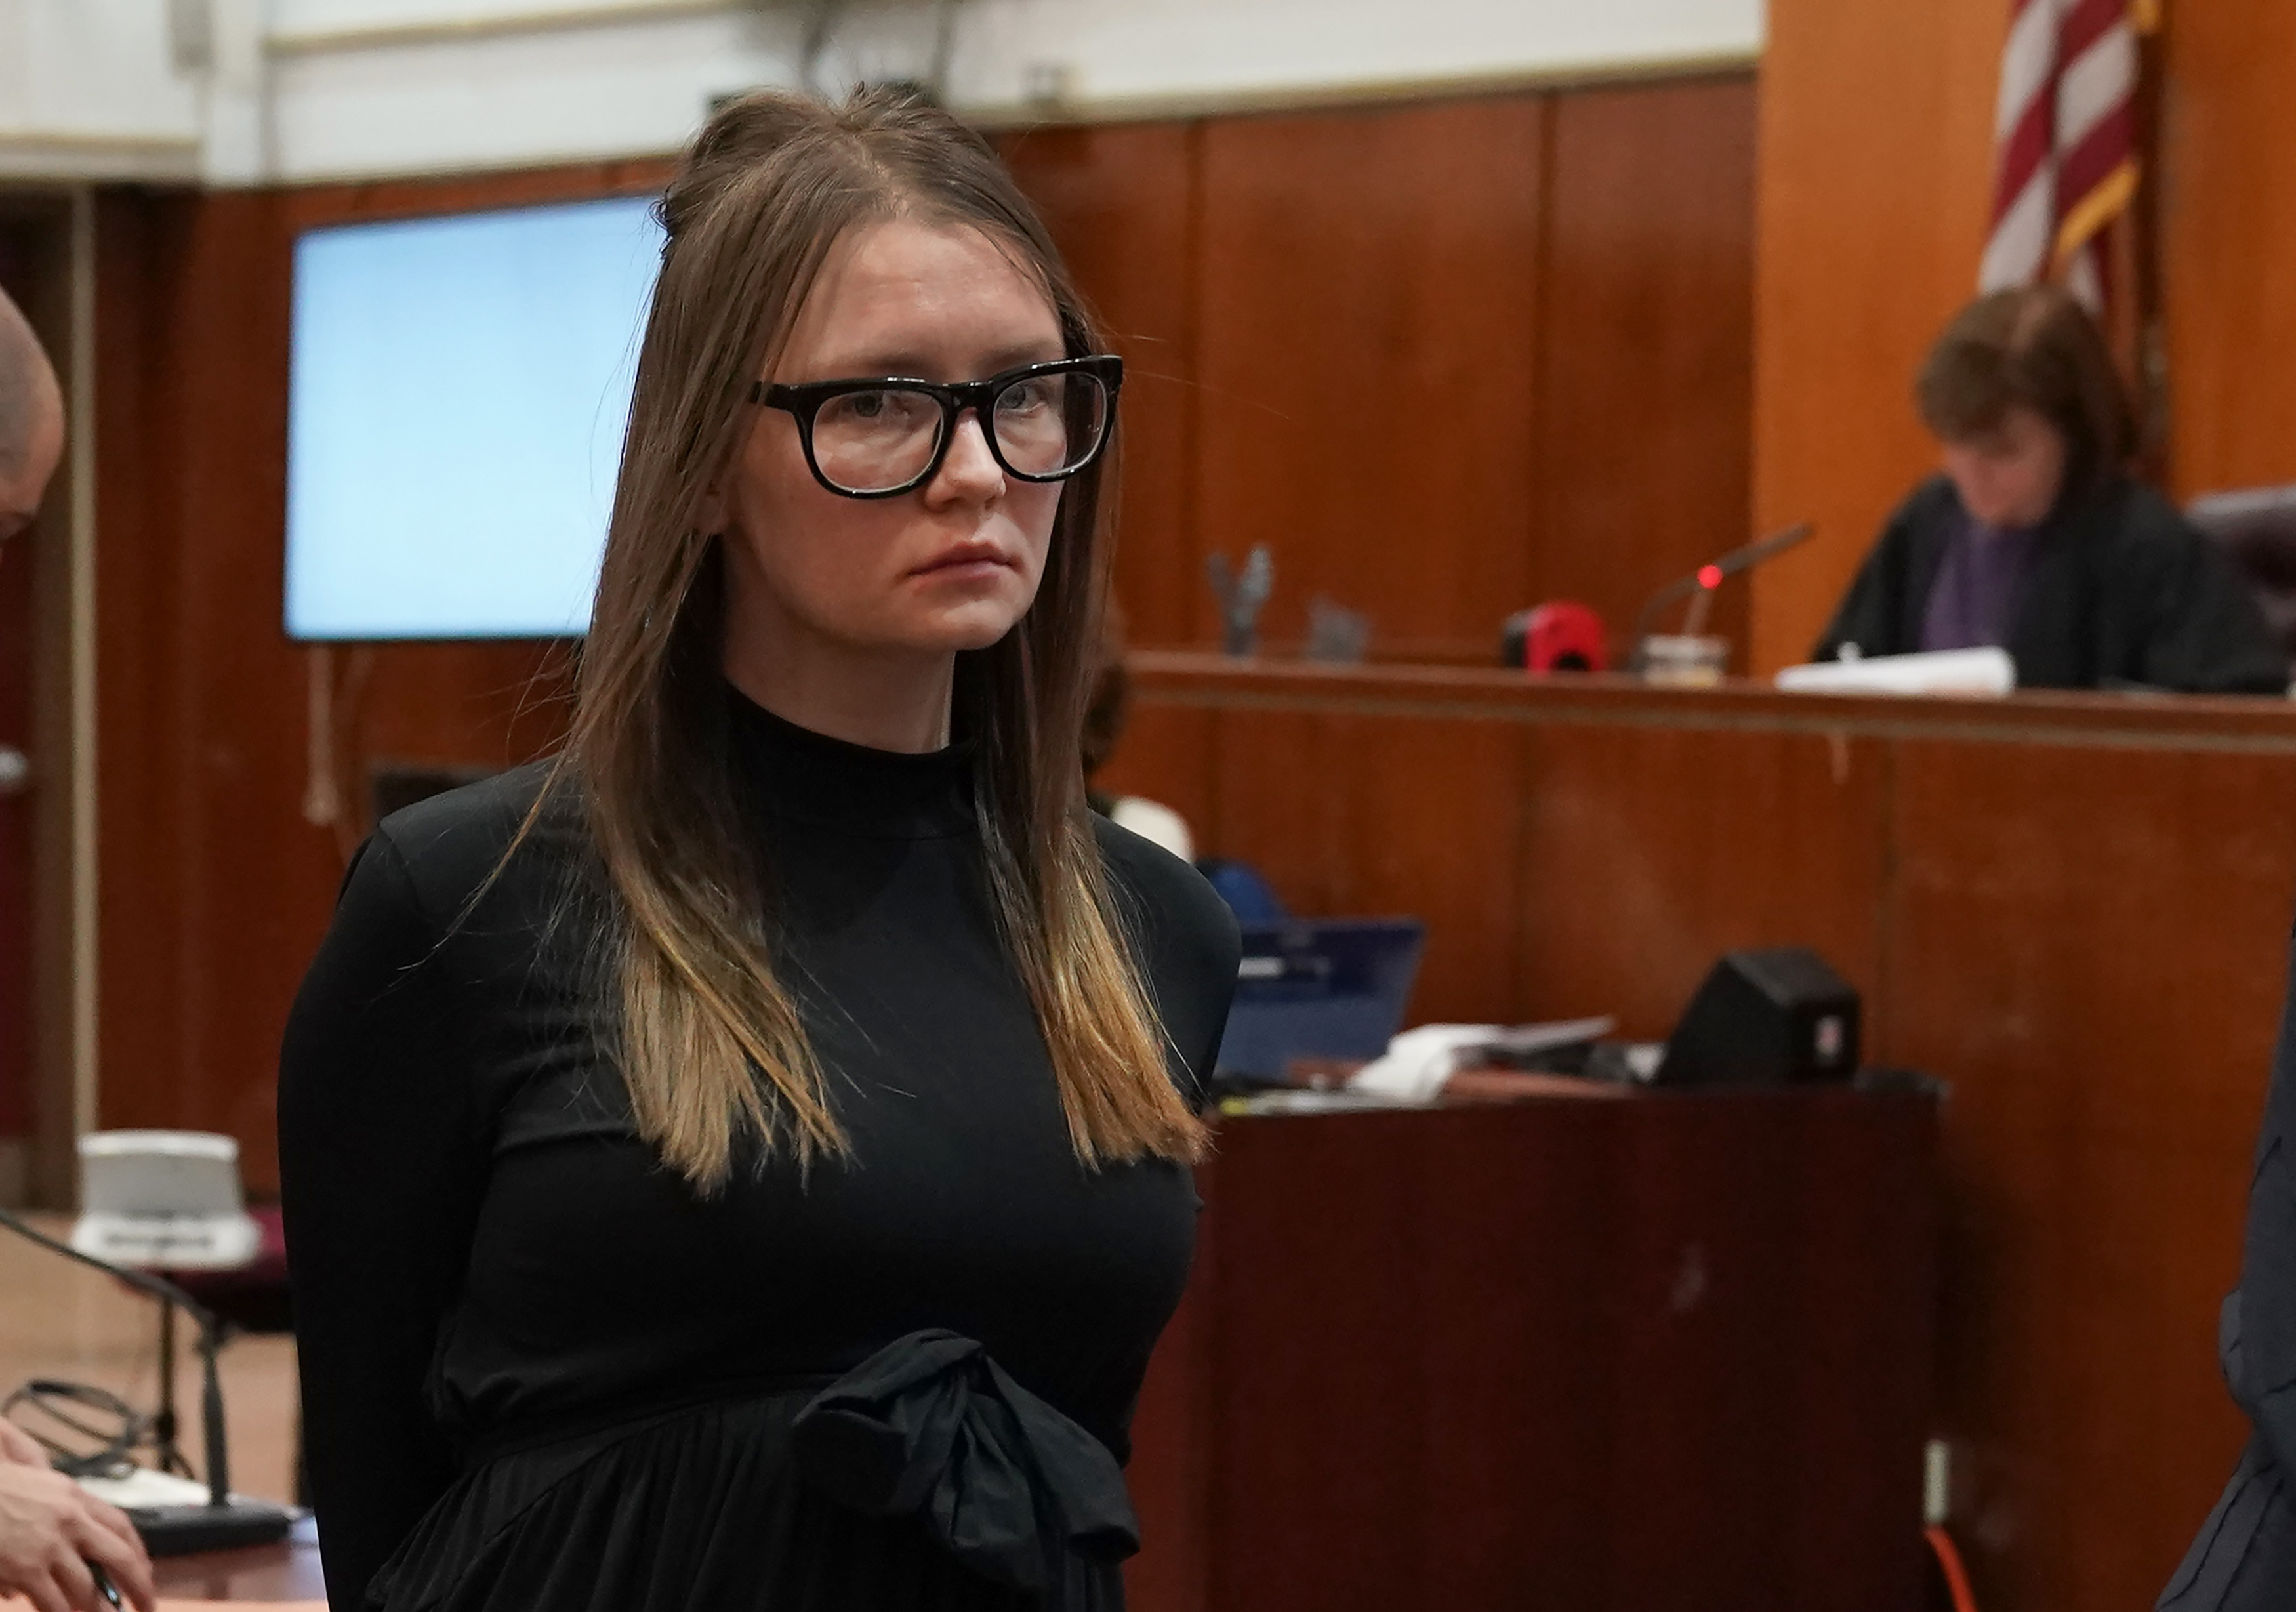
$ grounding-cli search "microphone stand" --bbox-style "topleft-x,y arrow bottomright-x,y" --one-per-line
1627,522 -> 1818,671
0,1205 -> 293,1554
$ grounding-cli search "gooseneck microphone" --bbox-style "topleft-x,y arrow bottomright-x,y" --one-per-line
0,1206 -> 293,1553
1628,521 -> 1818,665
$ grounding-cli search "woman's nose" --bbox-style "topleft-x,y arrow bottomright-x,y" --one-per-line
928,411 -> 1005,503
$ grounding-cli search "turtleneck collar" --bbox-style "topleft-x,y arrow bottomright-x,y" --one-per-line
725,684 -> 977,841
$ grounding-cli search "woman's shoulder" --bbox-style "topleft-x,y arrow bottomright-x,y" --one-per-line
1091,814 -> 1240,1001
2069,476 -> 2221,574
363,760 -> 583,930
2085,474 -> 2198,540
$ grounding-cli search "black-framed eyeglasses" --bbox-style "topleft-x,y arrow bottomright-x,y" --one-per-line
752,354 -> 1122,499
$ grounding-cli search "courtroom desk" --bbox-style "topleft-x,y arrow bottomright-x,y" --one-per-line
150,1517 -> 325,1603
0,1520 -> 323,1609
1097,654 -> 2296,1612
1120,1088 -> 1940,1612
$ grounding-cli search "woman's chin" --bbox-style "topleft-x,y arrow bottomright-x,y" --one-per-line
884,604 -> 1031,655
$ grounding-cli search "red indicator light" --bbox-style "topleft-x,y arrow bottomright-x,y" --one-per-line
1697,564 -> 1723,590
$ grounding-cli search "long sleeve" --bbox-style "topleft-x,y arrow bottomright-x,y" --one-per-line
278,832 -> 491,1612
2134,525 -> 2291,695
1813,488 -> 1935,663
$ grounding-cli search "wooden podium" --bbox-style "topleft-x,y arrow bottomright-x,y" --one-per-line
1122,1085 -> 1941,1612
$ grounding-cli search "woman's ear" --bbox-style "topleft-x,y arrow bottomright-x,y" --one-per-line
695,485 -> 729,539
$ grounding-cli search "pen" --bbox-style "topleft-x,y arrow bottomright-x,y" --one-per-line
88,1560 -> 122,1608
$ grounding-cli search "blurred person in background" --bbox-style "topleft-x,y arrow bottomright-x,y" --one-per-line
0,288 -> 155,1612
1814,284 -> 2285,693
1082,600 -> 1195,861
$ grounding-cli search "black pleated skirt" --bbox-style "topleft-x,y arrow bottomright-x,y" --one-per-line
366,1333 -> 1136,1612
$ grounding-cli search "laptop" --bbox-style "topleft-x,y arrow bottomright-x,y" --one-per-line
1214,917 -> 1427,1081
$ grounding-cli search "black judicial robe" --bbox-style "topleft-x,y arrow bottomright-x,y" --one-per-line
2163,934 -> 2296,1608
1813,474 -> 2289,693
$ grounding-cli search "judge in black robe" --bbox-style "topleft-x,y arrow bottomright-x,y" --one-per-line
1814,472 -> 2287,693
1811,284 -> 2287,695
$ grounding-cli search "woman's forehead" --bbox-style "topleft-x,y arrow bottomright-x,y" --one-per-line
781,217 -> 1061,375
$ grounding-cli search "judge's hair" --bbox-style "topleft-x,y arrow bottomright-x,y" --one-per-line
1916,285 -> 2137,493
0,291 -> 58,483
538,85 -> 1204,1189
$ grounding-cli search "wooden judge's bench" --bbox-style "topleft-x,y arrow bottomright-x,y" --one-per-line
1096,653 -> 2296,1612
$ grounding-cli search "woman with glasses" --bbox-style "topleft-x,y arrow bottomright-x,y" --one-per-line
279,87 -> 1237,1612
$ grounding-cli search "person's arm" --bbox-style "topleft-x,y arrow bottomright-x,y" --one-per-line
2225,934 -> 2296,1482
2133,522 -> 2292,694
0,1459 -> 155,1612
277,831 -> 490,1612
1812,491 -> 1927,663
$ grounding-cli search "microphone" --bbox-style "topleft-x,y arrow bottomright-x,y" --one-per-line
1628,522 -> 1817,668
0,1206 -> 293,1554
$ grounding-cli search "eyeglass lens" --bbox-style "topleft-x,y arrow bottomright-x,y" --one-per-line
810,371 -> 1110,495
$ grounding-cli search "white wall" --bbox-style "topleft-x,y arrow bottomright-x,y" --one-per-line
0,1 -> 201,178
3,0 -> 1765,185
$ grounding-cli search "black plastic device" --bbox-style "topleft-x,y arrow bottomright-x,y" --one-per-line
1656,947 -> 1861,1086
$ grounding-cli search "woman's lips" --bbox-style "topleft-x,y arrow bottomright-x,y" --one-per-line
911,546 -> 1015,578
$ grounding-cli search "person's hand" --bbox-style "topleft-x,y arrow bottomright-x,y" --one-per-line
0,1462 -> 155,1612
0,1420 -> 44,1468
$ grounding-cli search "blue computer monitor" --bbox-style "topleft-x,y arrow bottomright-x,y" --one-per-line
1214,917 -> 1427,1080
283,194 -> 665,641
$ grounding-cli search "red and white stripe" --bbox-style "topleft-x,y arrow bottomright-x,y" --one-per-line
1979,0 -> 2148,310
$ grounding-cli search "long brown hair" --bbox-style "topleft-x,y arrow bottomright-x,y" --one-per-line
554,86 -> 1205,1189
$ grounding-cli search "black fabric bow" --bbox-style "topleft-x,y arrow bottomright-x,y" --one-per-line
791,1330 -> 1140,1603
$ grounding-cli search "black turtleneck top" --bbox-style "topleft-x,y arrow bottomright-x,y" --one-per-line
277,693 -> 1239,1612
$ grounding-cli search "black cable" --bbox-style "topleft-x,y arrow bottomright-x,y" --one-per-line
0,1207 -> 233,1506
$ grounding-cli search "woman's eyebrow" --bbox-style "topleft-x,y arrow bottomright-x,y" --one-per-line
794,341 -> 1067,382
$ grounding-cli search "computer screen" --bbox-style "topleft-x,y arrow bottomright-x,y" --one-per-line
283,194 -> 665,640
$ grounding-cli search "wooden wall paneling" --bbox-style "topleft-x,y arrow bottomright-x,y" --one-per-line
1536,76 -> 1758,665
1208,704 -> 1525,1026
1124,1161 -> 1214,1612
2156,1 -> 2296,499
1195,98 -> 1545,661
0,196 -> 73,1204
998,123 -> 1206,646
93,192 -> 195,1179
154,190 -> 341,1184
1090,700 -> 1217,840
1512,724 -> 1892,1039
1881,739 -> 2296,1612
1777,1091 -> 1940,1610
1749,0 -> 2008,673
274,159 -> 671,234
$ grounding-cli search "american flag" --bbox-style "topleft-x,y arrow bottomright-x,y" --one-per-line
1979,0 -> 2160,312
